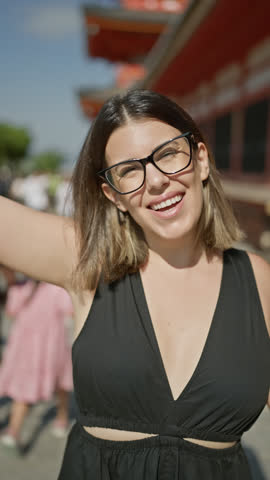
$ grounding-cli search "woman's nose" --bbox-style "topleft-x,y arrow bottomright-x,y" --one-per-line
145,162 -> 170,191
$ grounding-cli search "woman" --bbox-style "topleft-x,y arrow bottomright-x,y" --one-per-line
0,89 -> 269,478
0,280 -> 73,448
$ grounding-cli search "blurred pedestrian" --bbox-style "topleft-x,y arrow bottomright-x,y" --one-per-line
0,266 -> 18,362
0,280 -> 73,449
16,173 -> 49,211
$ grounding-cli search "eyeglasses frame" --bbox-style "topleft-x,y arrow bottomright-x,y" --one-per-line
98,131 -> 195,195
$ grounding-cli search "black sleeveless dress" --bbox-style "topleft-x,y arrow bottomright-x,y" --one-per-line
58,248 -> 270,479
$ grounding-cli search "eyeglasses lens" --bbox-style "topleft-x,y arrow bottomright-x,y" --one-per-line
107,161 -> 144,194
153,136 -> 190,176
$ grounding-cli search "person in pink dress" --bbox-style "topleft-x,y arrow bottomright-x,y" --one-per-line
0,280 -> 73,448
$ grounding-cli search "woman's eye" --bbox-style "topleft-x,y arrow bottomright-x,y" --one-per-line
157,149 -> 178,159
165,150 -> 176,155
118,165 -> 138,177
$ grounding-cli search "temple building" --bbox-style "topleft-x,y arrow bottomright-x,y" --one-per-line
78,0 -> 189,116
78,0 -> 270,251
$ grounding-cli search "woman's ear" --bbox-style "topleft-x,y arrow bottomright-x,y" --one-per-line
196,142 -> 210,182
101,183 -> 128,212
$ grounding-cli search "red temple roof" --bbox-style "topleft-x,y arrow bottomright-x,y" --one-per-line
78,86 -> 123,119
78,63 -> 146,118
116,63 -> 146,87
142,0 -> 270,100
82,3 -> 177,62
78,1 -> 191,119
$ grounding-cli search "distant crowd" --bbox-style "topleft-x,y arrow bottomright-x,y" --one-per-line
0,170 -> 74,451
9,172 -> 73,216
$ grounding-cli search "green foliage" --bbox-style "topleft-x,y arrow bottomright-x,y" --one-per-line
29,151 -> 64,173
48,173 -> 61,197
0,123 -> 65,176
0,123 -> 31,167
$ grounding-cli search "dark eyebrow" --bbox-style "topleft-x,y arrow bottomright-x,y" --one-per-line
100,133 -> 191,175
119,136 -> 177,164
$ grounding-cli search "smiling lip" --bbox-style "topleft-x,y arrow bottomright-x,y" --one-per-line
147,191 -> 185,210
147,192 -> 185,219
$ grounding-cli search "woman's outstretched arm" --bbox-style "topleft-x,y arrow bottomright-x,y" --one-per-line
0,196 -> 76,288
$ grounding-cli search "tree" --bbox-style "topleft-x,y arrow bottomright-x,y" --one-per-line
29,151 -> 64,173
0,123 -> 31,169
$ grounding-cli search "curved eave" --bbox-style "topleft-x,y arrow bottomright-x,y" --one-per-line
82,5 -> 173,32
85,16 -> 166,34
78,87 -> 123,120
82,5 -> 173,61
87,30 -> 161,62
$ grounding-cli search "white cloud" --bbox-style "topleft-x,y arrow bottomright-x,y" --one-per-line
23,5 -> 81,39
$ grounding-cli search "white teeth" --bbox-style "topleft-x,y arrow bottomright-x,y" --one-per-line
150,195 -> 182,211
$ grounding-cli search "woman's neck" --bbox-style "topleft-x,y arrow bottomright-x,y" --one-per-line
145,240 -> 206,271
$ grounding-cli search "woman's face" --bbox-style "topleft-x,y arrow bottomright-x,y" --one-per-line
102,119 -> 209,249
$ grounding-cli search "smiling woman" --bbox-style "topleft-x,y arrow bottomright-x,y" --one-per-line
0,89 -> 269,480
72,90 -> 242,289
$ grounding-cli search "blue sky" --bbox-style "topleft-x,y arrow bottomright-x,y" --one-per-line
0,0 -> 119,167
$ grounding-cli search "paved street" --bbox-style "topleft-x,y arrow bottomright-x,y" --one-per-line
0,397 -> 269,480
242,407 -> 270,480
0,398 -> 68,480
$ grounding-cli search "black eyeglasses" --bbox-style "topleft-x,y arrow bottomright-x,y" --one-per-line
98,132 -> 195,195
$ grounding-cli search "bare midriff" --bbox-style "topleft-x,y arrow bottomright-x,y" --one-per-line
83,426 -> 236,449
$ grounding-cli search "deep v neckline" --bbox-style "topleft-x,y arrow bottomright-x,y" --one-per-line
131,251 -> 226,403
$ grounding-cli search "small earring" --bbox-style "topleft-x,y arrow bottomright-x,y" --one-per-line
117,209 -> 126,225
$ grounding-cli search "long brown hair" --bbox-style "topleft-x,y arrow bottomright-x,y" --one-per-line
71,89 -> 243,290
